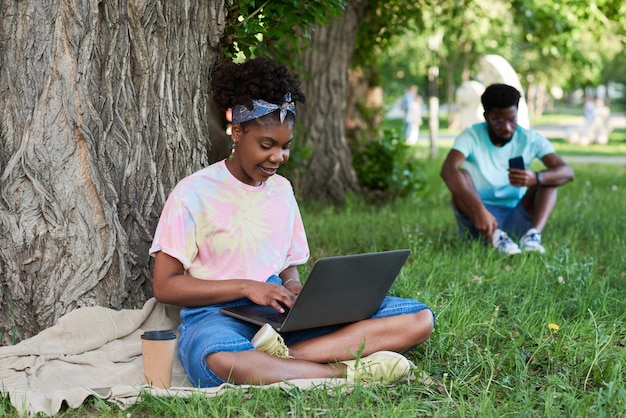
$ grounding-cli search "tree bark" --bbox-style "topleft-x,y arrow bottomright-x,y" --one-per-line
298,0 -> 366,205
0,0 -> 230,344
346,67 -> 384,148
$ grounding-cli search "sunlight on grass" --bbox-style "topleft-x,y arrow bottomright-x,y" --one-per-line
2,123 -> 625,417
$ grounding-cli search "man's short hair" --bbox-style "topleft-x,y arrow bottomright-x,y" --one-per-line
481,84 -> 521,113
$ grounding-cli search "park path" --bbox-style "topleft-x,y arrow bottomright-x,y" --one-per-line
434,113 -> 626,164
560,155 -> 626,164
533,113 -> 626,164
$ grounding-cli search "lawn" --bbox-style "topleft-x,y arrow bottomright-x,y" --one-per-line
2,119 -> 625,416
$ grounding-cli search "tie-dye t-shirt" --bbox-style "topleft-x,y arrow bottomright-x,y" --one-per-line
149,159 -> 310,282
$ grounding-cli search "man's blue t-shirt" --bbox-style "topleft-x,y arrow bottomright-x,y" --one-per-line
452,122 -> 555,207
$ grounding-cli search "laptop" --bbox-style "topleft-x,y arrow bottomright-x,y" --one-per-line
220,249 -> 410,332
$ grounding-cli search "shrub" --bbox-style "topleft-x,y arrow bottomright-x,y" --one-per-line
352,129 -> 426,201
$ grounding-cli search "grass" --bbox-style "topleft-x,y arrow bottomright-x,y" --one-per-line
2,121 -> 626,416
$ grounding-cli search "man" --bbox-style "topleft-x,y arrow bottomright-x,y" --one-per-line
440,83 -> 574,255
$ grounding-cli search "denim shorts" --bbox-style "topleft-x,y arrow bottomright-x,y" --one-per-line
453,201 -> 532,241
177,275 -> 434,387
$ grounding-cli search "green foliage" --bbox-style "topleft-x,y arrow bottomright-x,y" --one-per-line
353,1 -> 426,71
352,129 -> 426,201
223,0 -> 346,62
3,145 -> 626,418
376,0 -> 626,104
376,0 -> 520,104
510,0 -> 625,87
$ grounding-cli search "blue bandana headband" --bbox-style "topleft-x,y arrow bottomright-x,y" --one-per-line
231,93 -> 295,124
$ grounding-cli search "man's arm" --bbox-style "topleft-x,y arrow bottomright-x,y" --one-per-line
508,153 -> 574,187
440,149 -> 498,238
537,153 -> 574,186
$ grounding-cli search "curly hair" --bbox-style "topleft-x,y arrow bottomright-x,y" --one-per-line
211,57 -> 306,116
481,84 -> 521,113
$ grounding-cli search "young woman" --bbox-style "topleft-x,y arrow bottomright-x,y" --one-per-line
150,56 -> 435,387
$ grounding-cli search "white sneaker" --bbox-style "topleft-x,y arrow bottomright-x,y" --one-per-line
251,323 -> 292,358
520,228 -> 546,254
491,229 -> 521,255
342,351 -> 413,384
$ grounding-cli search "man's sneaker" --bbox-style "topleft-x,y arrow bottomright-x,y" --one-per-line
520,228 -> 546,254
342,351 -> 412,384
251,323 -> 292,358
491,229 -> 521,255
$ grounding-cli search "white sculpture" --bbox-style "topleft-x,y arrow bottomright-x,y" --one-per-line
477,54 -> 531,128
456,81 -> 485,131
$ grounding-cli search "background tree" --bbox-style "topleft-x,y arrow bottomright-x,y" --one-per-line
510,0 -> 626,115
229,0 -> 432,203
378,0 -> 520,123
221,0 -> 351,203
2,0 -> 625,345
0,0 -> 230,344
297,0 -> 368,203
377,0 -> 626,122
345,0 -> 425,148
0,0 -> 348,344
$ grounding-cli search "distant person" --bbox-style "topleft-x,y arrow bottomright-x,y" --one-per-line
405,94 -> 423,145
583,96 -> 595,125
440,83 -> 574,255
589,98 -> 611,144
401,85 -> 418,139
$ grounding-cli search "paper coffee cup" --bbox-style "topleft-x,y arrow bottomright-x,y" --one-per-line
141,330 -> 176,388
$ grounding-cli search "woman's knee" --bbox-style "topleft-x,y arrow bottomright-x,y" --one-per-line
410,309 -> 435,344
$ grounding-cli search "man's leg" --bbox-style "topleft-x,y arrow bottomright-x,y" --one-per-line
520,184 -> 558,231
450,170 -> 482,218
452,195 -> 522,255
516,184 -> 558,253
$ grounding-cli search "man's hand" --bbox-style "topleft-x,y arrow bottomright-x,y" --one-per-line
474,208 -> 498,239
508,168 -> 534,187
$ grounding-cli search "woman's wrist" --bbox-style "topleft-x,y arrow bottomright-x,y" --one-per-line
282,278 -> 300,286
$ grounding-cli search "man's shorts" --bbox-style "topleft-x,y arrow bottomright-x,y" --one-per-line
177,275 -> 434,387
452,201 -> 532,241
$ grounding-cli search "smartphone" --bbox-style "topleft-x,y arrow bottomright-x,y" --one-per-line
508,156 -> 525,170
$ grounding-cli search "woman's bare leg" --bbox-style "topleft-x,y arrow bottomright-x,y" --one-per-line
289,310 -> 434,363
207,350 -> 344,385
207,310 -> 434,384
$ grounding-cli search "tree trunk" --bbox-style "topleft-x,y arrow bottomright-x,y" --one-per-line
298,0 -> 366,205
0,0 -> 230,344
346,67 -> 384,147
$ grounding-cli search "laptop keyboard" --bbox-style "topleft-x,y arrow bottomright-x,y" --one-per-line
263,311 -> 289,323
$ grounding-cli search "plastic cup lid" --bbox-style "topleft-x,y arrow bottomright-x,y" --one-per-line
141,330 -> 176,340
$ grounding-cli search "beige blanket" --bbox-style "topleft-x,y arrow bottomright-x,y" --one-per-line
0,298 -> 348,416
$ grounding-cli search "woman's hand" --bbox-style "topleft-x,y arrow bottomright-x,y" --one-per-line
279,265 -> 302,296
283,279 -> 303,296
244,281 -> 297,313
